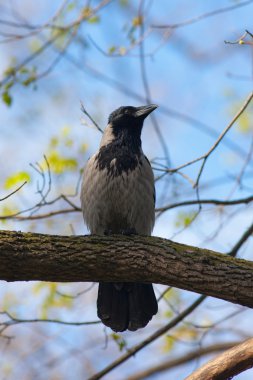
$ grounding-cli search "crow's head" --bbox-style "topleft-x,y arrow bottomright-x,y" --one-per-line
108,104 -> 157,133
100,104 -> 158,148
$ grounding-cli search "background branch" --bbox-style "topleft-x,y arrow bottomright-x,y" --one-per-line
152,0 -> 253,29
127,341 -> 242,380
186,338 -> 253,380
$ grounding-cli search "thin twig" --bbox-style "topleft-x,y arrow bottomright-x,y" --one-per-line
0,207 -> 81,221
194,92 -> 253,189
0,311 -> 100,334
138,1 -> 171,167
163,93 -> 253,179
152,0 -> 253,29
229,220 -> 253,257
80,101 -> 103,133
156,194 -> 253,213
225,29 -> 253,45
0,181 -> 27,201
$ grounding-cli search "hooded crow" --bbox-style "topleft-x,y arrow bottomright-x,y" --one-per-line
81,104 -> 158,331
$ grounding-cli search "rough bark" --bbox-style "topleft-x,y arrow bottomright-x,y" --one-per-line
185,338 -> 253,380
1,229 -> 253,309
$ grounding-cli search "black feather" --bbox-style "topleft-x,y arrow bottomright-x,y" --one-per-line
96,139 -> 140,176
97,282 -> 128,332
97,282 -> 158,332
128,283 -> 158,331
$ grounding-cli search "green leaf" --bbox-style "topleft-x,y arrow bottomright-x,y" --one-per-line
175,211 -> 197,228
4,66 -> 16,76
4,171 -> 30,189
237,113 -> 251,133
79,143 -> 88,154
47,151 -> 78,174
64,138 -> 73,148
49,137 -> 59,148
174,325 -> 199,341
23,75 -> 37,87
19,67 -> 29,74
111,333 -> 127,351
120,0 -> 129,6
4,80 -> 14,91
30,38 -> 42,53
61,126 -> 71,137
0,204 -> 19,224
67,2 -> 75,11
82,6 -> 92,18
88,16 -> 100,23
2,91 -> 12,106
33,283 -> 73,318
108,45 -> 116,54
132,16 -> 143,27
163,336 -> 175,352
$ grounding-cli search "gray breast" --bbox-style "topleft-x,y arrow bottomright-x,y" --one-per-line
81,154 -> 155,235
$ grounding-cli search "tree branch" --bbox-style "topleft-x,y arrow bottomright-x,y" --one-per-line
0,310 -> 100,336
0,181 -> 27,201
127,341 -> 242,380
156,194 -> 253,212
1,230 -> 253,309
185,338 -> 253,380
152,0 -> 253,29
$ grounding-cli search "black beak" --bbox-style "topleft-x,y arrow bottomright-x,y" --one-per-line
134,104 -> 158,119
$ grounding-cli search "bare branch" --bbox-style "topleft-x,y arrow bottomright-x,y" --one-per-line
0,35 -> 58,87
138,4 -> 171,166
80,101 -> 103,133
194,92 -> 253,188
0,0 -> 113,86
156,194 -> 253,213
165,92 -> 253,179
0,181 -> 27,201
225,29 -> 253,45
0,207 -> 81,221
229,219 -> 253,257
186,338 -> 253,380
0,310 -> 100,336
127,341 -> 242,380
152,0 -> 253,29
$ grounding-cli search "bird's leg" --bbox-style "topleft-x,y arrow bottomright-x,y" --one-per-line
104,229 -> 113,235
120,227 -> 137,236
104,228 -> 137,235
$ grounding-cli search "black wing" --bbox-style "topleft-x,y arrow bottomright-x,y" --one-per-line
144,155 -> 156,205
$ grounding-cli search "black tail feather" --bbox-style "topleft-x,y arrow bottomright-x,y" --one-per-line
97,282 -> 158,332
128,283 -> 158,331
